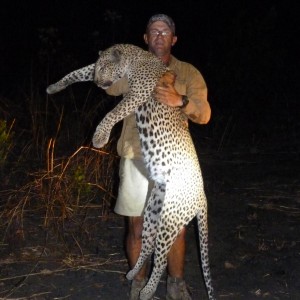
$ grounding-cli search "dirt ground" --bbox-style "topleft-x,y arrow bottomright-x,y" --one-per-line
1,152 -> 299,300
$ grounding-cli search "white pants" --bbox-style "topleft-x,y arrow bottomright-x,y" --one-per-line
114,158 -> 154,217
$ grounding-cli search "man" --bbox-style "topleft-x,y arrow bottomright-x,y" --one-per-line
106,14 -> 211,300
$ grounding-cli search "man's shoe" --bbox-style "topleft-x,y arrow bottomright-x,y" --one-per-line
166,276 -> 192,300
129,278 -> 147,300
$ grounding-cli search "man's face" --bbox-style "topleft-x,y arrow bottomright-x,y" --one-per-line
144,21 -> 177,58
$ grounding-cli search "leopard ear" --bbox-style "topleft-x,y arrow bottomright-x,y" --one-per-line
98,50 -> 102,56
111,49 -> 122,63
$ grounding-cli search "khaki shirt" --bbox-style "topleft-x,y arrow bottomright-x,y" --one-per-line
106,55 -> 208,159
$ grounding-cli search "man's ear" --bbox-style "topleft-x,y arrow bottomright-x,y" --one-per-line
171,36 -> 178,46
143,33 -> 149,45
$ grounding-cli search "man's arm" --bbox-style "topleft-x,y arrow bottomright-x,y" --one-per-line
154,69 -> 211,124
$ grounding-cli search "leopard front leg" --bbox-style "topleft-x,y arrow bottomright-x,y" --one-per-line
92,118 -> 112,148
47,64 -> 95,94
93,93 -> 147,148
92,104 -> 127,148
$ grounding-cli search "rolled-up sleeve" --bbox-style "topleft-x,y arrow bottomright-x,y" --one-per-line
172,60 -> 211,124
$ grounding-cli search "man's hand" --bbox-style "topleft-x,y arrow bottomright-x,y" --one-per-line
154,71 -> 183,107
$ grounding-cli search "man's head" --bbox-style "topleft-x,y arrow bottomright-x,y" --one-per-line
146,14 -> 176,35
144,14 -> 178,63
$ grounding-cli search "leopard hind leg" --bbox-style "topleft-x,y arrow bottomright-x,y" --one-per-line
126,182 -> 165,281
140,198 -> 189,300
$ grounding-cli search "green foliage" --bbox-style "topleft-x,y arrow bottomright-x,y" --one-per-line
72,165 -> 92,198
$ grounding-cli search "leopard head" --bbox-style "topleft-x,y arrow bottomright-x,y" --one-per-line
94,45 -> 128,89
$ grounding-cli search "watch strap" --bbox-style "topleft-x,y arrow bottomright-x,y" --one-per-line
179,95 -> 189,109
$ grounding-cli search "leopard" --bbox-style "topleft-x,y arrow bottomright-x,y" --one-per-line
47,44 -> 215,300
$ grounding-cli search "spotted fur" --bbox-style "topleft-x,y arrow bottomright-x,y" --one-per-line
47,44 -> 215,300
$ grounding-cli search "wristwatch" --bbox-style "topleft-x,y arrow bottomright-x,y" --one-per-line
179,95 -> 189,109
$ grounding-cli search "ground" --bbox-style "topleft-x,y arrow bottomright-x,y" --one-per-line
0,152 -> 299,300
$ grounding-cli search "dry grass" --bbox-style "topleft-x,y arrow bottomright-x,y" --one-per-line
0,112 -> 122,299
0,141 -> 119,245
0,76 -> 123,256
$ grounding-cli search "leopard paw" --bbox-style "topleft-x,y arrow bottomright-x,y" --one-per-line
92,127 -> 110,148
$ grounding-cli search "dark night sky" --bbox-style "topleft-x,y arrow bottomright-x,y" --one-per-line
0,0 -> 298,151
1,0 -> 296,78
